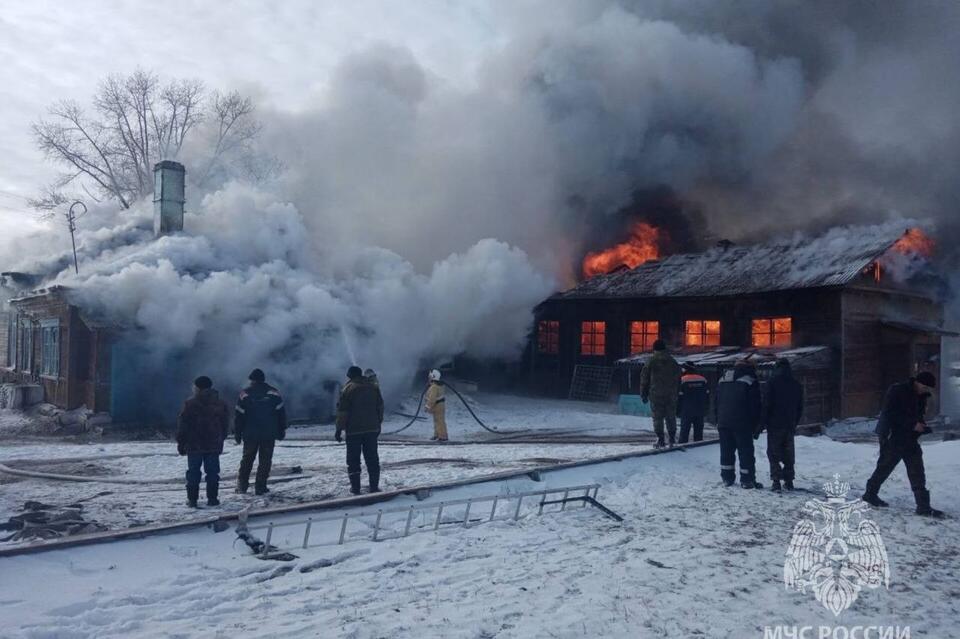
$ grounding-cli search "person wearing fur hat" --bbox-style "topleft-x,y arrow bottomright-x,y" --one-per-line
425,369 -> 448,441
863,371 -> 944,517
176,376 -> 230,507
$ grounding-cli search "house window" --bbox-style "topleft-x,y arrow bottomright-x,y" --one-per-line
580,321 -> 606,356
537,320 -> 560,354
18,320 -> 33,372
685,320 -> 721,347
629,321 -> 660,354
752,317 -> 793,347
3,312 -> 14,368
40,319 -> 60,377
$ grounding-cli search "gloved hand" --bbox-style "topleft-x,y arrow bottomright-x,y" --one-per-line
335,430 -> 343,443
234,435 -> 242,445
277,429 -> 286,441
641,395 -> 649,405
177,443 -> 186,456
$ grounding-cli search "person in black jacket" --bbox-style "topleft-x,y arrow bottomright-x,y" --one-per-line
677,363 -> 709,444
176,376 -> 230,507
716,361 -> 763,489
235,368 -> 287,496
863,372 -> 944,517
336,366 -> 385,494
764,359 -> 803,492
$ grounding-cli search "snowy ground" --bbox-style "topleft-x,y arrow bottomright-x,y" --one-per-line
0,395 -> 676,540
2,434 -> 958,638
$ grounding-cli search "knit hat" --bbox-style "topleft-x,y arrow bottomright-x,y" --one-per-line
347,366 -> 363,380
916,371 -> 937,388
248,368 -> 266,382
652,339 -> 667,352
194,376 -> 213,389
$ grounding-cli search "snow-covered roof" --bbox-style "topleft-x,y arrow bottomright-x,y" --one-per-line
617,345 -> 831,369
556,227 -> 909,300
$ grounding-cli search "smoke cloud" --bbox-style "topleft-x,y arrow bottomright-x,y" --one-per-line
7,0 -> 960,416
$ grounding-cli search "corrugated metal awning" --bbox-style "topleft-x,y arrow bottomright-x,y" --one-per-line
880,320 -> 959,337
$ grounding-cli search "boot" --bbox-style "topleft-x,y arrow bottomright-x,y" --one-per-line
206,483 -> 220,507
741,480 -> 763,489
723,479 -> 735,487
254,486 -> 270,496
655,435 -> 665,449
186,484 -> 199,508
668,433 -> 676,448
368,467 -> 381,494
784,480 -> 795,491
914,489 -> 945,518
862,492 -> 889,507
349,472 -> 362,495
771,480 -> 782,492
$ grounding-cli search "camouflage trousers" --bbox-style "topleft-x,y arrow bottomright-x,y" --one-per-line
650,401 -> 677,442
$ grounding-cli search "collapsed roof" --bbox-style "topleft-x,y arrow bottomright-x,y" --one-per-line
555,226 -> 919,300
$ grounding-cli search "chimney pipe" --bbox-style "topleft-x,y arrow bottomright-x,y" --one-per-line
153,160 -> 185,237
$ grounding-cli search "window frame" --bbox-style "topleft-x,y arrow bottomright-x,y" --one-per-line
579,321 -> 607,356
684,320 -> 722,348
537,320 -> 560,355
18,319 -> 33,372
40,318 -> 60,378
751,317 -> 793,348
629,320 -> 660,354
3,311 -> 14,369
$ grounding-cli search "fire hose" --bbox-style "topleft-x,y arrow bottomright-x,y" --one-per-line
383,382 -> 502,436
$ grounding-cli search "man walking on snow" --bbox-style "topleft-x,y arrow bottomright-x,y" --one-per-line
716,361 -> 763,489
235,368 -> 287,496
640,340 -> 681,448
764,359 -> 803,492
425,369 -> 448,442
176,376 -> 230,507
336,366 -> 385,494
862,371 -> 944,518
677,362 -> 709,444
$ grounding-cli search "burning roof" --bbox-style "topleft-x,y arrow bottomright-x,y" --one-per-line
558,225 -> 934,300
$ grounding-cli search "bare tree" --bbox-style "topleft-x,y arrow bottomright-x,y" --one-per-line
32,69 -> 275,211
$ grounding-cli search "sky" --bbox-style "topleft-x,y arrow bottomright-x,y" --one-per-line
0,0 -> 497,249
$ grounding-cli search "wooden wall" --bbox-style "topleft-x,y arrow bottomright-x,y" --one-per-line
841,286 -> 944,417
531,288 -> 844,407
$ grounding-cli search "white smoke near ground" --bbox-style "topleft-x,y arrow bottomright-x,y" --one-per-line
7,183 -> 552,418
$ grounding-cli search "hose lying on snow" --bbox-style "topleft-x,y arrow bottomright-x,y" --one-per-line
383,382 -> 503,436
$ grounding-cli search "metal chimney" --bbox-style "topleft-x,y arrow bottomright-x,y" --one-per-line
153,160 -> 185,237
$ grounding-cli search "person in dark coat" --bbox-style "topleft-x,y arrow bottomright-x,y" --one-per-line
235,368 -> 287,496
640,340 -> 682,448
764,359 -> 804,492
677,363 -> 709,444
716,361 -> 763,489
863,371 -> 944,517
336,366 -> 385,494
176,376 -> 230,507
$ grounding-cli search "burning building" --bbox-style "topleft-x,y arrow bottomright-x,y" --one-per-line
529,226 -> 954,423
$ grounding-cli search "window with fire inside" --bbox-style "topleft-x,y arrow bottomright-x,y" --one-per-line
751,317 -> 792,347
580,321 -> 606,356
685,320 -> 721,347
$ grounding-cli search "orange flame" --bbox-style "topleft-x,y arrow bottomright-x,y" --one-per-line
582,222 -> 661,278
893,228 -> 935,257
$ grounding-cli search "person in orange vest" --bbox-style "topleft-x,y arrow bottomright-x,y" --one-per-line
425,369 -> 448,442
678,363 -> 709,443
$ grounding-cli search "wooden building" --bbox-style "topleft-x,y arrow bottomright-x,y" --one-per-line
529,228 -> 952,423
0,286 -> 114,413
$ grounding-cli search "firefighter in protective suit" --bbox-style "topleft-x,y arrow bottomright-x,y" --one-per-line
425,369 -> 448,441
716,361 -> 763,489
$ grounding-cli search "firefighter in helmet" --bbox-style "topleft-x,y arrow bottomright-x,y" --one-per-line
425,369 -> 448,441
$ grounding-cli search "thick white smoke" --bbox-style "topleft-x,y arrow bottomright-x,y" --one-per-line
9,183 -> 552,417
